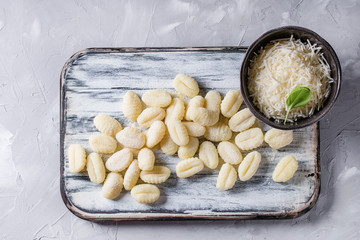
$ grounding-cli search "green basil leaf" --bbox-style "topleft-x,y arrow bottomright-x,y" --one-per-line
284,87 -> 311,124
286,87 -> 312,109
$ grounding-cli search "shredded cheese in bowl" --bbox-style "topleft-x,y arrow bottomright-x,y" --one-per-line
248,36 -> 333,122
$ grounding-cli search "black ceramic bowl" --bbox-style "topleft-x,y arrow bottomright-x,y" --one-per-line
240,26 -> 341,130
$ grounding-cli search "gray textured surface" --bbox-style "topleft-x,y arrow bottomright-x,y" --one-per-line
62,49 -> 318,219
0,0 -> 359,239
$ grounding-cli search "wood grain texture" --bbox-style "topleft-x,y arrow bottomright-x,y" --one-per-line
60,47 -> 320,221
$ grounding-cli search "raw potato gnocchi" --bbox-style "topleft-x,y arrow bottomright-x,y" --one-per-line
272,155 -> 298,182
229,108 -> 256,132
204,121 -> 232,142
137,107 -> 165,128
89,133 -> 117,154
165,98 -> 185,123
199,141 -> 219,169
216,163 -> 237,190
160,132 -> 179,155
264,129 -> 293,149
138,148 -> 155,171
140,166 -> 171,184
183,121 -> 205,137
131,184 -> 160,204
102,172 -> 123,199
87,152 -> 106,184
123,160 -> 140,190
177,136 -> 199,160
116,127 -> 145,149
68,144 -> 86,173
166,120 -> 189,146
235,128 -> 264,151
94,114 -> 122,136
142,89 -> 172,107
217,141 -> 242,165
238,151 -> 261,181
146,120 -> 166,148
184,95 -> 205,121
122,91 -> 142,121
174,73 -> 199,98
205,90 -> 221,114
176,157 -> 204,178
221,90 -> 243,118
105,148 -> 133,172
190,107 -> 219,126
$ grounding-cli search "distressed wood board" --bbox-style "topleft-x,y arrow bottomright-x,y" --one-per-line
60,47 -> 320,221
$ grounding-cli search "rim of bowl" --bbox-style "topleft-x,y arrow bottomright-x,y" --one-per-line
240,25 -> 341,130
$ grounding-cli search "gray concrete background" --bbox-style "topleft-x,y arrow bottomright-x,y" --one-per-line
0,0 -> 359,239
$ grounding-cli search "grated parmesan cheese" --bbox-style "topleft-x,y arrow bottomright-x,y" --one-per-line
248,36 -> 332,122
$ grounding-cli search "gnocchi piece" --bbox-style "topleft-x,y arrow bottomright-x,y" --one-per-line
87,152 -> 106,184
216,163 -> 237,190
178,137 -> 199,160
176,157 -> 204,178
68,144 -> 86,173
173,73 -> 199,98
165,98 -> 185,123
93,114 -> 122,136
204,121 -> 232,142
272,155 -> 298,182
199,141 -> 219,169
105,148 -> 133,172
235,128 -> 264,151
238,151 -> 261,181
131,184 -> 160,204
160,132 -> 179,155
140,166 -> 171,184
142,89 -> 172,107
116,127 -> 145,149
221,90 -> 243,118
217,141 -> 243,165
228,108 -> 256,132
123,91 -> 142,121
137,107 -> 165,128
183,121 -> 206,137
146,120 -> 166,148
89,133 -> 117,154
184,95 -> 205,121
166,120 -> 189,146
190,107 -> 219,126
205,90 -> 221,114
138,148 -> 155,171
102,172 -> 123,199
264,129 -> 293,149
123,160 -> 140,190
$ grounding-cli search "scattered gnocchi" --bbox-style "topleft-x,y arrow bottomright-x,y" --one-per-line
235,127 -> 264,151
131,184 -> 160,204
94,114 -> 122,136
69,73 -> 301,204
142,89 -> 172,108
264,128 -> 293,149
89,133 -> 117,154
140,166 -> 171,184
68,144 -> 86,173
272,155 -> 298,182
102,172 -> 123,199
216,163 -> 237,190
174,73 -> 199,97
105,148 -> 133,172
87,152 -> 106,184
176,157 -> 204,178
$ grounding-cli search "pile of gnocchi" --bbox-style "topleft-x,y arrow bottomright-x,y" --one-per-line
68,73 -> 298,204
